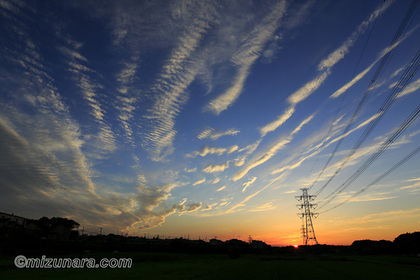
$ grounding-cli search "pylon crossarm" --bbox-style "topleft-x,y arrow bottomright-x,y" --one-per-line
310,203 -> 318,209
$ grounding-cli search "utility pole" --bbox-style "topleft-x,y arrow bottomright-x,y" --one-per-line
296,188 -> 319,245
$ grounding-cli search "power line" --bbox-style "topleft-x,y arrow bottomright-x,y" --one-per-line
316,48 -> 419,196
307,1 -> 383,187
315,47 -> 420,206
353,50 -> 420,149
320,144 -> 420,214
311,0 -> 420,196
318,103 -> 420,210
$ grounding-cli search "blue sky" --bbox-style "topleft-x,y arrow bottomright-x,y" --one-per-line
1,0 -> 420,245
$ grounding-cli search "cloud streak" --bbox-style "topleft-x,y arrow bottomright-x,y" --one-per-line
399,78 -> 420,98
62,43 -> 117,157
331,29 -> 414,99
186,145 -> 238,158
242,177 -> 257,192
205,1 -> 287,114
192,178 -> 206,186
249,202 -> 276,212
203,161 -> 230,173
115,57 -> 139,145
259,1 -> 392,136
260,106 -> 295,137
143,2 -> 217,161
228,112 -> 385,214
197,127 -> 240,140
234,114 -> 314,181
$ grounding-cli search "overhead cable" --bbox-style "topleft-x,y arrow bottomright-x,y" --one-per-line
320,144 -> 420,213
318,103 -> 420,210
311,0 -> 420,195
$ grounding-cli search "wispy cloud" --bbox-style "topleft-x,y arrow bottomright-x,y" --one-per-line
227,172 -> 287,214
249,202 -> 276,212
184,167 -> 197,173
0,0 -> 27,16
399,178 -> 420,192
318,1 -> 393,71
325,190 -> 397,208
281,113 -> 384,186
112,183 -> 203,230
219,199 -> 232,207
404,177 -> 420,182
229,112 -> 383,213
202,202 -> 218,211
0,8 -> 145,232
0,108 -> 113,225
331,61 -> 377,99
326,113 -> 381,147
288,72 -> 330,105
259,105 -> 295,137
284,190 -> 297,194
308,125 -> 414,195
210,178 -> 221,184
331,29 -> 414,99
398,78 -> 420,98
192,178 -> 206,186
259,1 -> 392,135
178,202 -> 202,215
233,138 -> 291,181
58,46 -> 88,62
259,71 -> 326,137
235,139 -> 262,167
197,127 -> 240,140
131,183 -> 179,229
186,145 -> 238,158
203,161 -> 229,173
390,66 -> 405,79
60,42 -> 117,156
272,149 -> 320,176
204,1 -> 287,114
0,128 -> 144,231
350,194 -> 397,202
327,208 -> 420,227
242,176 -> 257,192
234,114 -> 314,181
115,57 -> 139,145
142,2 -> 217,161
216,186 -> 226,192
78,76 -> 106,121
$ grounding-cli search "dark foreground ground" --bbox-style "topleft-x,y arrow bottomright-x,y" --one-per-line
1,252 -> 419,280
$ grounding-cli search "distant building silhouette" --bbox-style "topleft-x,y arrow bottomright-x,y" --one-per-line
0,211 -> 28,226
209,238 -> 223,246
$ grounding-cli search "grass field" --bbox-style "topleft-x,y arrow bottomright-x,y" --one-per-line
1,252 -> 419,280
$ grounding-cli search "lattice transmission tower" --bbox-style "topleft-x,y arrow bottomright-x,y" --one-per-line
296,188 -> 319,245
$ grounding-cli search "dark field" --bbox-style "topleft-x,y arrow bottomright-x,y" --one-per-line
1,252 -> 419,280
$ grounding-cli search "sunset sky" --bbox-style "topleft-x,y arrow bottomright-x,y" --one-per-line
1,0 -> 419,246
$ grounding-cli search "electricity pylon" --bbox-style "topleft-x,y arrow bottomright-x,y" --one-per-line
296,188 -> 319,245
